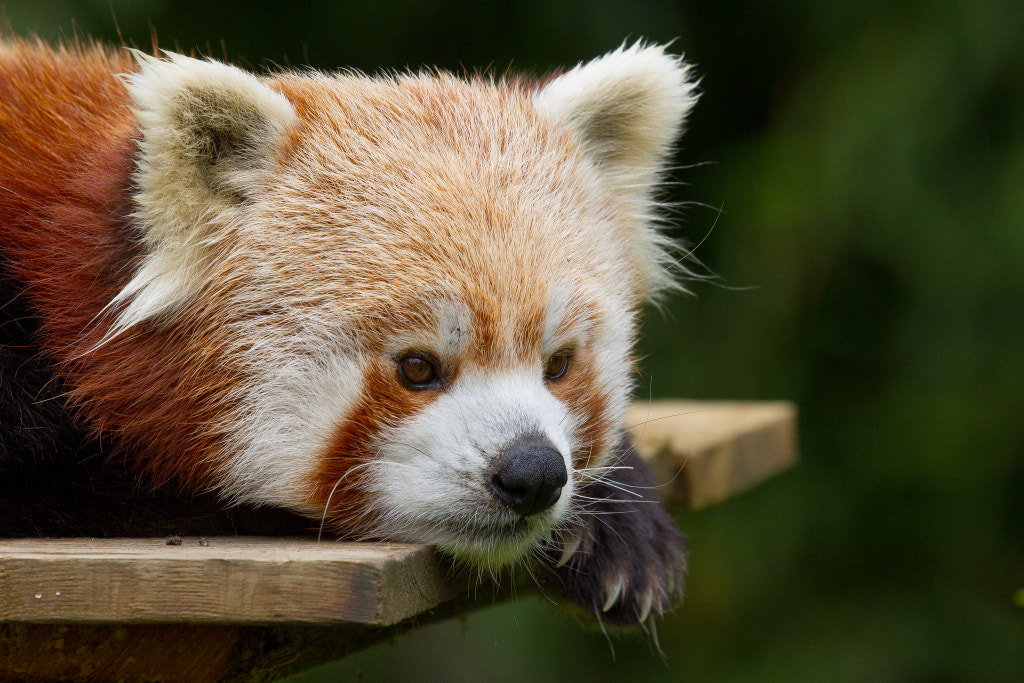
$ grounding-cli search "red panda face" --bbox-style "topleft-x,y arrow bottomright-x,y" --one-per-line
316,294 -> 632,565
104,45 -> 696,568
212,80 -> 641,564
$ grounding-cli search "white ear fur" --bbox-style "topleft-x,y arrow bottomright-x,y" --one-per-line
534,42 -> 698,297
108,51 -> 296,335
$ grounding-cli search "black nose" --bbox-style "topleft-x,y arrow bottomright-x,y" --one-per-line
489,435 -> 568,517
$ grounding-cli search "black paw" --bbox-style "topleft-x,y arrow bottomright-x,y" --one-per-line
538,435 -> 687,625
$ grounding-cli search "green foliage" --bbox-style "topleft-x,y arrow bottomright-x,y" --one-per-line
6,1 -> 1023,679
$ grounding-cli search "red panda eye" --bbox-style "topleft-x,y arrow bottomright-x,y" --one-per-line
398,354 -> 439,388
543,352 -> 570,381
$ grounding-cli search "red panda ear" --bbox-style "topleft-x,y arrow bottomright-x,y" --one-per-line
534,42 -> 697,180
534,43 -> 699,299
125,51 -> 296,201
105,52 -> 296,337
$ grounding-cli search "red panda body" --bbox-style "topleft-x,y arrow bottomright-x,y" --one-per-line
0,39 -> 696,625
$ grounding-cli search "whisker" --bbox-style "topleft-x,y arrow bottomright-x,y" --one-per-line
573,509 -> 644,516
577,465 -> 634,472
625,409 -> 706,431
638,375 -> 654,446
317,464 -> 367,543
585,478 -> 645,498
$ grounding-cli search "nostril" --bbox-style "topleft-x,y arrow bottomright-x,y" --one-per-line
503,485 -> 527,509
489,435 -> 568,517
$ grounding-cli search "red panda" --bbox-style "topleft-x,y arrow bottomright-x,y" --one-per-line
0,39 -> 697,625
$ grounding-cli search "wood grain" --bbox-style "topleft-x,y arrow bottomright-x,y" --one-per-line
0,537 -> 461,626
628,400 -> 798,508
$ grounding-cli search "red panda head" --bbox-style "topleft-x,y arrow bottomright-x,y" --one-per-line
110,43 -> 697,566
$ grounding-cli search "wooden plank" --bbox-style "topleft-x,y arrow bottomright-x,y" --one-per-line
0,613 -> 486,682
1,624 -> 245,682
628,400 -> 798,508
0,537 -> 462,626
0,399 -> 797,681
0,400 -> 797,630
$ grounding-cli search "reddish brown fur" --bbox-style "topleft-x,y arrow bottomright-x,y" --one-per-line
316,356 -> 439,530
549,348 -> 618,473
0,41 -> 235,489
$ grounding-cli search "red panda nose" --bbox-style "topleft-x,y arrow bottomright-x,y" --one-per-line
489,435 -> 568,517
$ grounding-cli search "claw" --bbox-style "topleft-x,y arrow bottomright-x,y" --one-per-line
556,533 -> 581,568
637,588 -> 654,623
601,575 -> 624,613
649,613 -> 665,658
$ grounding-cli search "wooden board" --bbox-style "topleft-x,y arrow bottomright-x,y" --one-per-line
628,400 -> 798,508
0,620 -> 477,682
0,401 -> 796,628
0,537 -> 460,626
0,400 -> 797,681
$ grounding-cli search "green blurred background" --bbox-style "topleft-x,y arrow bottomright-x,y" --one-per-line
5,1 -> 1022,680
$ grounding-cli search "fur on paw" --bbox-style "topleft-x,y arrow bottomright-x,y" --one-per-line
537,435 -> 687,626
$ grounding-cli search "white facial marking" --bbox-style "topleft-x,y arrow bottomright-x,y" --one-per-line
543,281 -> 600,357
222,345 -> 364,511
382,298 -> 472,361
366,367 -> 579,564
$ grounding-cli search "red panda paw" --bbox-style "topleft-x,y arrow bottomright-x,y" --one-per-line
538,436 -> 687,627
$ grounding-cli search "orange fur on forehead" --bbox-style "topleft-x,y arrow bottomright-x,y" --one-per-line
229,72 -> 644,356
